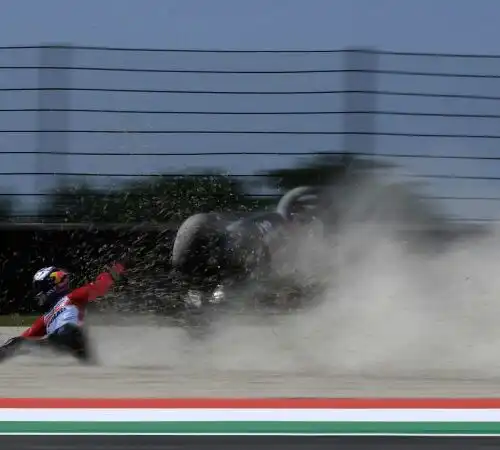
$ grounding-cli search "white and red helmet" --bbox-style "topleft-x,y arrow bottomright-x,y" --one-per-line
33,266 -> 70,307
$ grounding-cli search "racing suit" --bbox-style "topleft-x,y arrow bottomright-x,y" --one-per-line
0,263 -> 125,363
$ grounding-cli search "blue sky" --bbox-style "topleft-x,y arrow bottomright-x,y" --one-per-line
1,0 -> 500,221
2,0 -> 498,53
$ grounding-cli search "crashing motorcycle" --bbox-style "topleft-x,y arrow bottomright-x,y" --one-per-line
168,186 -> 329,332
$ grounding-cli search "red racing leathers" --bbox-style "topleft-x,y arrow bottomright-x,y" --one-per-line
21,263 -> 125,339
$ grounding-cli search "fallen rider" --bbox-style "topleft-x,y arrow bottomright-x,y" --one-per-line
0,262 -> 126,364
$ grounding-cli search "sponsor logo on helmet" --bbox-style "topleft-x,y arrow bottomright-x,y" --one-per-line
50,271 -> 67,285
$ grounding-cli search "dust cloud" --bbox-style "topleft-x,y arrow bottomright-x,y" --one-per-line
5,180 -> 500,386
87,181 -> 500,381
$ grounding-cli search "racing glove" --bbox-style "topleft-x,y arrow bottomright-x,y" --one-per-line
0,336 -> 25,362
108,262 -> 126,282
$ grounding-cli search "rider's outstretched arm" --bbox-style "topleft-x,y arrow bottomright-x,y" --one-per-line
0,317 -> 47,362
68,262 -> 125,307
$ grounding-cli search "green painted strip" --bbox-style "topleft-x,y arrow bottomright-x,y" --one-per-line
0,315 -> 38,327
2,422 -> 500,435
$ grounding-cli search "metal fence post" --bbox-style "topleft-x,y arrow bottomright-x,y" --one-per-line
341,47 -> 379,171
335,47 -> 380,238
36,43 -> 73,215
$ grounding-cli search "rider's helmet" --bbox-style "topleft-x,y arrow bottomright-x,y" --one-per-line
32,266 -> 71,309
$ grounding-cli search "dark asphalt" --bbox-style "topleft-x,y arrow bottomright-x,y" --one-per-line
1,436 -> 500,450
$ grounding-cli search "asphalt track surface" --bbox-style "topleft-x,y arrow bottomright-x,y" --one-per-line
2,436 -> 500,450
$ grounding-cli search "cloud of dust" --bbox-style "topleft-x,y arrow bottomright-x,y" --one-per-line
32,180 -> 500,380
168,180 -> 500,379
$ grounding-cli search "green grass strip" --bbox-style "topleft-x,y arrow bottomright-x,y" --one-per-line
0,315 -> 38,327
2,422 -> 500,435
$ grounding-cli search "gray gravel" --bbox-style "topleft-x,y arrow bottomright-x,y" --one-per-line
2,323 -> 500,398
